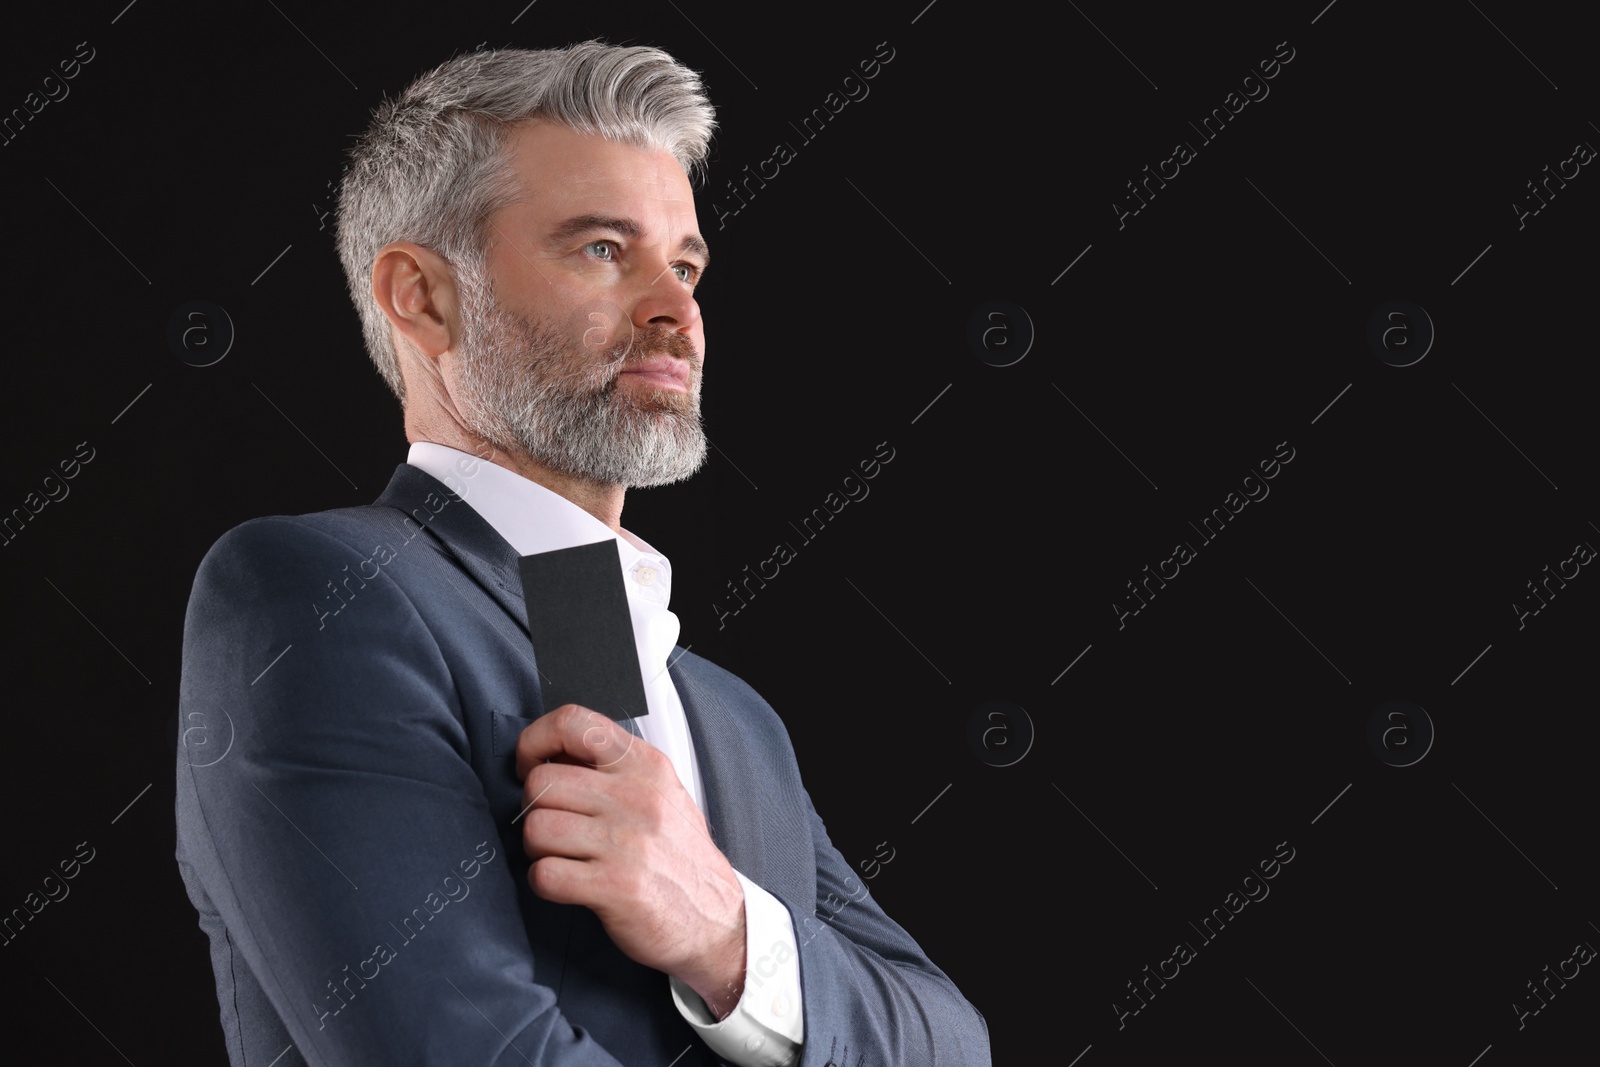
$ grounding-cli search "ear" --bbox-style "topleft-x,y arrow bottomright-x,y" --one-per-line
371,241 -> 459,369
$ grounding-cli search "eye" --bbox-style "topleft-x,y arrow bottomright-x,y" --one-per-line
672,263 -> 699,284
584,240 -> 617,260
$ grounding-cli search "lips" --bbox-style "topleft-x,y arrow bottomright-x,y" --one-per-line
618,355 -> 692,390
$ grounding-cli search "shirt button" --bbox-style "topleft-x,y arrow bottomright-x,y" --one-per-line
744,1034 -> 765,1052
635,565 -> 657,586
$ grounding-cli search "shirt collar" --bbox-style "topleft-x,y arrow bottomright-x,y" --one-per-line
405,441 -> 671,590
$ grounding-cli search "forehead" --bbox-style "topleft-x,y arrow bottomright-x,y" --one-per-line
501,119 -> 696,221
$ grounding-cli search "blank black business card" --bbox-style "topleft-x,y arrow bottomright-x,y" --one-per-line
517,540 -> 649,722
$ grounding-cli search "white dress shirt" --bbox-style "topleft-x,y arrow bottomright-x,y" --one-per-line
407,442 -> 803,1066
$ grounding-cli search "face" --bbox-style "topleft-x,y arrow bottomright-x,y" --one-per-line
450,120 -> 710,488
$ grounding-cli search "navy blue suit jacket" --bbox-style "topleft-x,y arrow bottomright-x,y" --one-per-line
176,463 -> 990,1066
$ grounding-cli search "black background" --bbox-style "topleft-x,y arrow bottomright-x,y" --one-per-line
2,1 -> 1595,1063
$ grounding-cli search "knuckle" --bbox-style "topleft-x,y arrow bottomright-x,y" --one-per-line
639,792 -> 673,834
581,723 -> 612,756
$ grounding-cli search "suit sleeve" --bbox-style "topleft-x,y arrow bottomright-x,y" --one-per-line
175,516 -> 629,1066
785,793 -> 993,1066
666,655 -> 992,1066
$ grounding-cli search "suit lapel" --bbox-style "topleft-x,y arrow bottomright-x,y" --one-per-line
375,464 -> 532,641
378,464 -> 771,890
670,654 -> 769,888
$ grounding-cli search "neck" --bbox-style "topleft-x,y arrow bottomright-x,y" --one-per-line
493,447 -> 627,533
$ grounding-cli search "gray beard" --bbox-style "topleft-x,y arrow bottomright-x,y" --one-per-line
451,271 -> 707,489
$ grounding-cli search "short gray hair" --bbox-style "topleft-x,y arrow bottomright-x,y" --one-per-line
335,41 -> 717,405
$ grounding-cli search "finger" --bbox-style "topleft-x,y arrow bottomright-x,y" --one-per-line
515,704 -> 639,779
514,703 -> 607,777
526,851 -> 645,921
527,853 -> 602,908
516,760 -> 612,822
521,806 -> 600,862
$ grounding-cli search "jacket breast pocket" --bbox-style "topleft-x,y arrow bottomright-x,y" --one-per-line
491,707 -> 538,758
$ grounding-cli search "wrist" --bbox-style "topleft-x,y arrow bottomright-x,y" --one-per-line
683,909 -> 747,1019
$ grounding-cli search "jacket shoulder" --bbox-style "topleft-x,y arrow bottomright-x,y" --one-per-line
195,501 -> 439,580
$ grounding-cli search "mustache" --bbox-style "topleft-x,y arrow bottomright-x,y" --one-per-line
603,326 -> 701,379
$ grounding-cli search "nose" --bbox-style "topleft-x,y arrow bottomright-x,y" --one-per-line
629,259 -> 701,338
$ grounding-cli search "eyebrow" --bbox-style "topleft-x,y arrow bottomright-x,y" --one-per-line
546,213 -> 711,272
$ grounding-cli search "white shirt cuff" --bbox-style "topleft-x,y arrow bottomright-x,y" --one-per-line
669,871 -> 803,1067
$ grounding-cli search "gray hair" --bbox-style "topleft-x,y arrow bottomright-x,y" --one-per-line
335,41 -> 717,405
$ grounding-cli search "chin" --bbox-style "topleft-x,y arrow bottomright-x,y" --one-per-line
616,382 -> 697,414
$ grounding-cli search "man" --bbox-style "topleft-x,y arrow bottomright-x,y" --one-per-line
175,41 -> 990,1067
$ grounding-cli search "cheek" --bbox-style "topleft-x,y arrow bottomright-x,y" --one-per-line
558,296 -> 633,354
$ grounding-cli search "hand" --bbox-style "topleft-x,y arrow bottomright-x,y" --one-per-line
514,704 -> 747,1017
